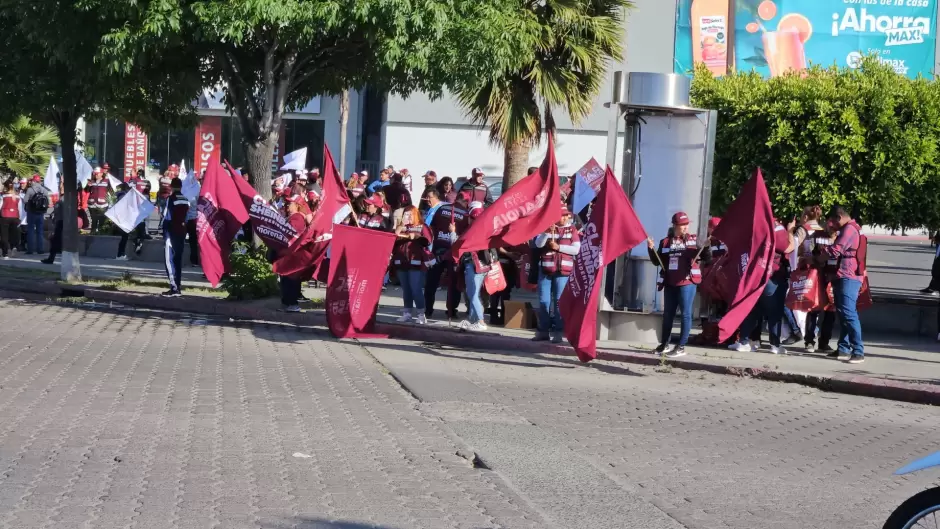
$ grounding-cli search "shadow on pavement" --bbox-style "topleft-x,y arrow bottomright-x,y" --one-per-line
264,519 -> 399,529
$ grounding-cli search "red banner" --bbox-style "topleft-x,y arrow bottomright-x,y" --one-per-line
197,161 -> 250,287
560,166 -> 647,362
227,160 -> 298,251
451,133 -> 561,258
123,124 -> 148,179
326,223 -> 397,338
194,117 -> 222,177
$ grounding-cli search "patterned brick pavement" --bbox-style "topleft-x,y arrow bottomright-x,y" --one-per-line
379,343 -> 940,529
0,300 -> 547,529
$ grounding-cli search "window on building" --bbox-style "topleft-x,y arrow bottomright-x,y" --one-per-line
221,117 -> 247,169
84,119 -> 127,175
283,118 -> 325,170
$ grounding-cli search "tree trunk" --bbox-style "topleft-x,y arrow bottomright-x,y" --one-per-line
502,139 -> 531,191
339,89 -> 350,178
243,132 -> 277,202
54,113 -> 81,282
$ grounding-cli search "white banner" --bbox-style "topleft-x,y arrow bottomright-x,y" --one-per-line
280,147 -> 307,171
76,153 -> 93,187
44,156 -> 59,193
105,189 -> 155,233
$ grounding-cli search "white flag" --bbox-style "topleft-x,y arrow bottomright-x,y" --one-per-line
181,177 -> 201,201
280,147 -> 307,171
105,189 -> 155,233
76,152 -> 93,186
106,174 -> 123,191
44,156 -> 59,193
179,159 -> 187,180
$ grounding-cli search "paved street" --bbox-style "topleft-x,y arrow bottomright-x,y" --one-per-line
866,239 -> 936,298
0,300 -> 545,529
1,299 -> 939,529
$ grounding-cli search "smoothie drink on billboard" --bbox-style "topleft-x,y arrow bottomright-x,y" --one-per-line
691,0 -> 730,75
762,29 -> 807,76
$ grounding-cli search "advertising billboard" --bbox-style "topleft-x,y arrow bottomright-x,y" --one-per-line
675,0 -> 937,78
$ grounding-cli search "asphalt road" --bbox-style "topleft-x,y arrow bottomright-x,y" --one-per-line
2,299 -> 938,529
866,240 -> 936,298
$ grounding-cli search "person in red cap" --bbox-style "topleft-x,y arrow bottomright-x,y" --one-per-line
532,204 -> 581,343
358,195 -> 389,231
23,173 -> 51,254
694,216 -> 728,343
84,167 -> 112,233
647,211 -> 712,358
458,168 -> 493,207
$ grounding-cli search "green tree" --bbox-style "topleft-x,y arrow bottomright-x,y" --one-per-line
93,0 -> 534,201
0,0 -> 204,280
0,117 -> 59,179
690,58 -> 940,227
455,0 -> 630,190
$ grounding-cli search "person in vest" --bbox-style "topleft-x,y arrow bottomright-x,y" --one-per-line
729,216 -> 796,355
40,181 -> 65,264
85,167 -> 111,233
126,168 -> 153,242
0,181 -> 22,259
424,198 -> 469,320
695,216 -> 727,341
647,212 -> 712,357
156,168 -> 174,213
358,195 -> 389,231
392,205 -> 432,324
278,195 -> 312,313
459,202 -> 496,332
161,178 -> 190,297
823,205 -> 866,363
458,168 -> 494,207
533,205 -> 581,343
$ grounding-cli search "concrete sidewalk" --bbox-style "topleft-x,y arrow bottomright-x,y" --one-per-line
1,255 -> 938,405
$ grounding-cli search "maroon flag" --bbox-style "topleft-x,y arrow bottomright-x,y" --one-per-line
227,161 -> 298,251
701,168 -> 776,343
272,144 -> 351,279
196,160 -> 250,287
559,167 -> 647,362
450,134 -> 561,258
326,223 -> 397,338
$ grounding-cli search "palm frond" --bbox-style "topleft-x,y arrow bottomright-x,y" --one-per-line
0,116 -> 59,178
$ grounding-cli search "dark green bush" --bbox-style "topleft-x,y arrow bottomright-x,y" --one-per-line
220,242 -> 280,300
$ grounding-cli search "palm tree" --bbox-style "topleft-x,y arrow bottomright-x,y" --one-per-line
456,0 -> 630,190
0,116 -> 59,179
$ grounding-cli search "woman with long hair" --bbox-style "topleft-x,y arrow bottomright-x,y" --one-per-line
392,205 -> 431,324
436,177 -> 457,204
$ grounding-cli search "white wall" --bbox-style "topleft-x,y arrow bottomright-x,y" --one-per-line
382,123 -> 625,181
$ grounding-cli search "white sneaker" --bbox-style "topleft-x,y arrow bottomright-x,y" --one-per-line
730,341 -> 753,352
283,305 -> 301,313
396,310 -> 413,323
458,320 -> 471,330
467,321 -> 487,332
115,255 -> 129,261
415,313 -> 427,325
769,345 -> 787,355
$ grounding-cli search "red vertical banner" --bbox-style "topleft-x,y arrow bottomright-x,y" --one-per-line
123,124 -> 149,179
194,117 -> 222,176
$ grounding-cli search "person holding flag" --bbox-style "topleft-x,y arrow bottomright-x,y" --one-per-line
279,195 -> 312,312
533,204 -> 581,343
85,167 -> 112,233
647,212 -> 711,358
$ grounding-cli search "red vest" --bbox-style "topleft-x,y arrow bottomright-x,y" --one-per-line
349,184 -> 366,198
129,177 -> 151,198
158,176 -> 172,198
540,225 -> 578,276
0,194 -> 20,219
459,183 -> 489,205
86,180 -> 110,208
392,224 -> 432,270
429,204 -> 468,257
359,213 -> 387,230
656,234 -> 702,287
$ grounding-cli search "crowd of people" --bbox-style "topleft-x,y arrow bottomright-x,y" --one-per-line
650,204 -> 867,363
1,160 -> 870,364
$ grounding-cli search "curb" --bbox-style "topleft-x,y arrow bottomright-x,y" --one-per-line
2,279 -> 938,407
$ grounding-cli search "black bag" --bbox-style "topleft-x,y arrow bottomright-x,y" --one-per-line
27,191 -> 49,213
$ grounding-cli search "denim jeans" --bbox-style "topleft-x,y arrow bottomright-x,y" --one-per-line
397,269 -> 426,311
740,274 -> 787,347
833,277 -> 864,356
804,310 -> 835,347
26,212 -> 44,254
537,272 -> 569,333
661,284 -> 697,346
464,265 -> 486,324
